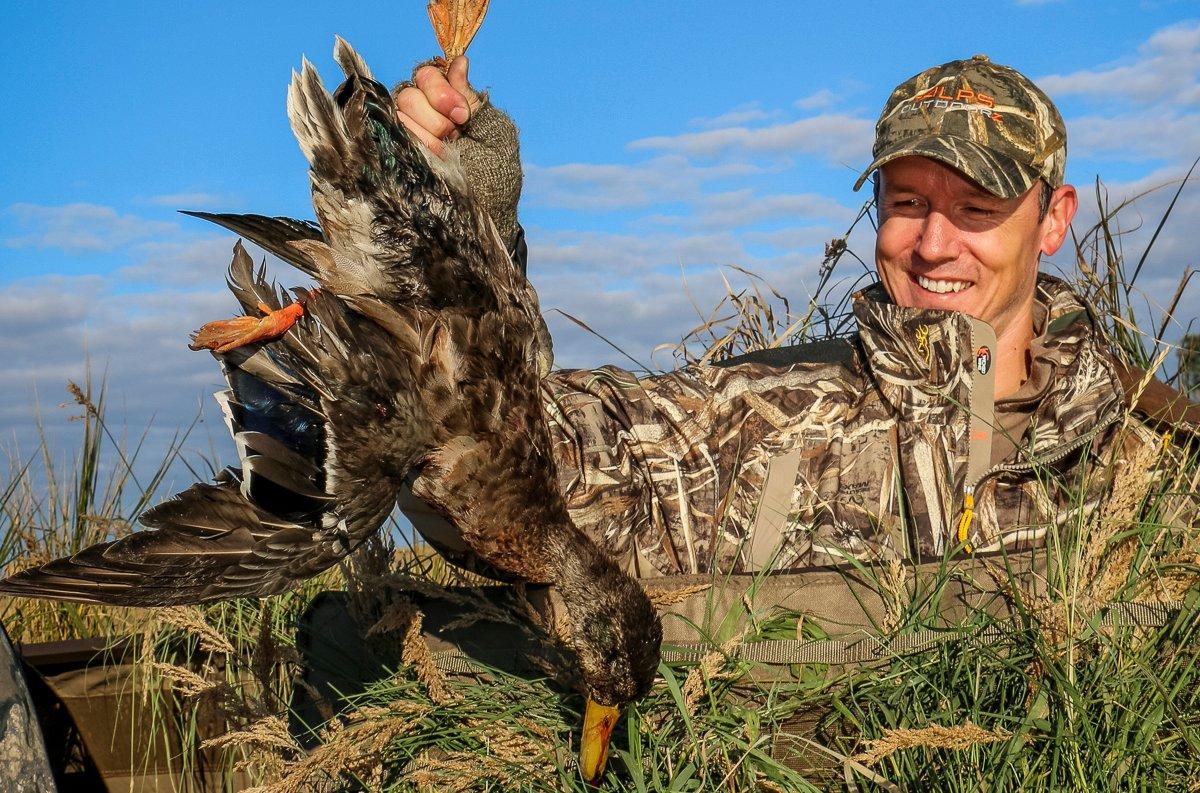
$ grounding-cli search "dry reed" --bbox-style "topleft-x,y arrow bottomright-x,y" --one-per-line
203,715 -> 299,755
879,557 -> 909,634
148,660 -> 222,699
243,700 -> 434,793
155,605 -> 237,655
406,747 -> 558,793
643,581 -> 712,608
682,636 -> 741,717
1082,420 -> 1163,604
401,606 -> 455,705
852,720 -> 1014,766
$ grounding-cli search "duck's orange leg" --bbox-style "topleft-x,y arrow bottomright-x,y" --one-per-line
189,292 -> 314,354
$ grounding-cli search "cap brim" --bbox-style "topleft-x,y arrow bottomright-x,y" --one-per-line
852,134 -> 1041,199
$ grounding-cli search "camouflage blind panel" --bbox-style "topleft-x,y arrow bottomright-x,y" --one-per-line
854,54 -> 1067,199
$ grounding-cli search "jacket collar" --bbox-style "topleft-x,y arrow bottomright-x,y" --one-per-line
852,281 -> 984,422
852,273 -> 1126,461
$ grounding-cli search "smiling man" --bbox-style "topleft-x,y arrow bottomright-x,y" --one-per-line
396,56 -> 1173,572
860,55 -> 1078,405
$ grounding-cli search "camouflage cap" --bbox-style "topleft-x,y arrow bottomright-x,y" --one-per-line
853,55 -> 1067,199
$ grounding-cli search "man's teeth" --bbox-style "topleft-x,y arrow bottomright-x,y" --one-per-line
917,275 -> 970,294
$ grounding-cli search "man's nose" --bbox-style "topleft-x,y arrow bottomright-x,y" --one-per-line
914,211 -> 959,265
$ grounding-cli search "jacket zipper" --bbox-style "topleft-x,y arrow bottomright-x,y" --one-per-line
956,412 -> 1122,553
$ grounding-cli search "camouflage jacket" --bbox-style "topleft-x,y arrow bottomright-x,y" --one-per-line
538,274 -> 1155,577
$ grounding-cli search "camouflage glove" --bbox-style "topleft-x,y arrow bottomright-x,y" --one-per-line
457,92 -> 523,248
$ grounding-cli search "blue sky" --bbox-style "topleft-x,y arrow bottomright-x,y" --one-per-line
2,1 -> 1198,490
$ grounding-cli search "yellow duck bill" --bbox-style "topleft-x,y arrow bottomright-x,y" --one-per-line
580,698 -> 620,781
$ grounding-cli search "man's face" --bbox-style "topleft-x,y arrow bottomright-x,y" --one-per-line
874,156 -> 1074,339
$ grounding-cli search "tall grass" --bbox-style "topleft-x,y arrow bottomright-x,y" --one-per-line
0,372 -> 202,643
666,199 -> 877,367
1,176 -> 1198,791
1072,159 -> 1199,375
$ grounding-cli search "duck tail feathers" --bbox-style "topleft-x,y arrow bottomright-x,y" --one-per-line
224,240 -> 284,315
287,57 -> 352,171
333,36 -> 374,81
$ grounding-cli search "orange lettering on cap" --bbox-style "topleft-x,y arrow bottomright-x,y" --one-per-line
955,88 -> 976,102
978,93 -> 995,108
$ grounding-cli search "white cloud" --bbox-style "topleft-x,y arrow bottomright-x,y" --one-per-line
743,225 -> 847,252
794,89 -> 840,111
1038,21 -> 1200,345
0,205 -> 302,486
4,203 -> 179,253
0,275 -> 102,330
142,192 -> 232,208
520,19 -> 1200,379
628,113 -> 874,164
692,189 -> 856,230
1038,20 -> 1200,105
1045,160 -> 1200,359
689,102 -> 784,129
119,236 -> 266,287
1033,20 -> 1200,354
525,212 -> 880,371
518,63 -> 877,369
537,267 -> 775,370
524,155 -> 764,211
0,270 -> 233,489
529,228 -> 751,278
1067,111 -> 1200,162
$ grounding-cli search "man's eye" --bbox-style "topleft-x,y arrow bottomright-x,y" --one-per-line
965,206 -> 994,216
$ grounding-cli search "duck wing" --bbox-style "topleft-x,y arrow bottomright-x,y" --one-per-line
0,243 -> 424,605
180,210 -> 325,280
0,473 -> 322,606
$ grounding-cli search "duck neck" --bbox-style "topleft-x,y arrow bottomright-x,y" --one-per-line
544,525 -> 662,706
545,527 -> 628,622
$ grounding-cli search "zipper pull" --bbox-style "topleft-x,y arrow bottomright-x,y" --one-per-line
956,486 -> 975,554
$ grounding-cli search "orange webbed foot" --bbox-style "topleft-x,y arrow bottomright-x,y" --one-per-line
189,293 -> 312,354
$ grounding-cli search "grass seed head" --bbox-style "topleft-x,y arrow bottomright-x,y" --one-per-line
852,720 -> 1014,766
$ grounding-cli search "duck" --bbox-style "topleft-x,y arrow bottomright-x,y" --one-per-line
0,37 -> 660,781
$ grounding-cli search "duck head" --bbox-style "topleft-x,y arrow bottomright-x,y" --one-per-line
550,533 -> 663,781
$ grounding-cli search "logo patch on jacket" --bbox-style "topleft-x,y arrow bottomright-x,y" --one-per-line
975,346 -> 992,375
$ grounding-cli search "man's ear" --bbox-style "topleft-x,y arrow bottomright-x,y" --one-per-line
1040,184 -> 1078,257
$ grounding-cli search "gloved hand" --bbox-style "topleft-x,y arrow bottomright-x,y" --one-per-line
393,57 -> 523,248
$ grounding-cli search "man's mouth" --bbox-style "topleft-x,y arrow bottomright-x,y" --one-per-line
914,274 -> 972,294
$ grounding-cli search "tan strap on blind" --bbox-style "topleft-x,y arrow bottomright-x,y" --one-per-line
430,600 -> 1183,670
